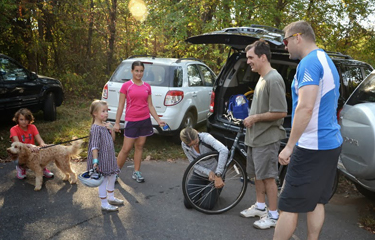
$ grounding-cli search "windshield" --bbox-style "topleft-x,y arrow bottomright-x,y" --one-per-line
347,73 -> 375,105
109,62 -> 182,87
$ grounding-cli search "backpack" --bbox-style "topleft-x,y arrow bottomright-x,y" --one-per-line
227,94 -> 249,120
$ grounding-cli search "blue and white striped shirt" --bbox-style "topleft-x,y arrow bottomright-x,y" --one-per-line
291,49 -> 343,150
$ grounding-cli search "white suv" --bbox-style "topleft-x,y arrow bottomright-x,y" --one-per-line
101,56 -> 216,135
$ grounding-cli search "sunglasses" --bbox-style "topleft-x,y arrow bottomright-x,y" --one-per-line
283,33 -> 303,46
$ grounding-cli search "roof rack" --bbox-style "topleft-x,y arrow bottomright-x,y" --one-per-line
175,57 -> 202,63
127,55 -> 156,59
325,51 -> 352,59
250,24 -> 284,35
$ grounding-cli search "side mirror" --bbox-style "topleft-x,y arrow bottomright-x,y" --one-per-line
30,72 -> 38,80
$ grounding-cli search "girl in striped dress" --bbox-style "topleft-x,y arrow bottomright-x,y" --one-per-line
88,100 -> 122,211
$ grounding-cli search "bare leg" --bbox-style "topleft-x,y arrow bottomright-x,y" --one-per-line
263,178 -> 278,211
117,137 -> 136,169
133,136 -> 147,172
273,211 -> 298,240
307,204 -> 325,240
255,178 -> 266,204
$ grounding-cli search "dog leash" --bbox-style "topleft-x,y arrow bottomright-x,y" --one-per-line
38,127 -> 126,149
39,136 -> 89,149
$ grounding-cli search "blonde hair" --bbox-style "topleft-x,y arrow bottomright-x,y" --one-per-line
180,127 -> 199,145
90,100 -> 107,123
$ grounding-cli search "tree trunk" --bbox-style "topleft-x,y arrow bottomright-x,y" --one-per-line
106,0 -> 117,75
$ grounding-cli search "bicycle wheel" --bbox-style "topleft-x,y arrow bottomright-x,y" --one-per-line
182,151 -> 247,214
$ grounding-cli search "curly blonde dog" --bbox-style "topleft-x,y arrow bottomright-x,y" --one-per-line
7,140 -> 83,191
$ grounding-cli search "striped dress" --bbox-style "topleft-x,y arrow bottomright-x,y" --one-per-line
87,124 -> 120,176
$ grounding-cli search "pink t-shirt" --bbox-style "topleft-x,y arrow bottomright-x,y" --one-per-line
120,80 -> 151,121
10,124 -> 39,144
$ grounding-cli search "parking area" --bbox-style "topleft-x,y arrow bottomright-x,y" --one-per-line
0,159 -> 374,240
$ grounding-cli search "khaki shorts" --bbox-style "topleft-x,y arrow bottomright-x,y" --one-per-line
246,141 -> 280,180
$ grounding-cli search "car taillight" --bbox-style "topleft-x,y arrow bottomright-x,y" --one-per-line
102,84 -> 108,99
164,90 -> 184,106
209,91 -> 215,113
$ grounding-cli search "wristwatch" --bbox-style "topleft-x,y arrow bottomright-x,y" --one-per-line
215,172 -> 222,178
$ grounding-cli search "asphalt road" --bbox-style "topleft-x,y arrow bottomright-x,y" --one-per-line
0,159 -> 373,240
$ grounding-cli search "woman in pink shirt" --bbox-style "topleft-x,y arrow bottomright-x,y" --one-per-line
113,61 -> 165,183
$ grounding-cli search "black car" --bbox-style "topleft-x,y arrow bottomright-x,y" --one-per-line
0,54 -> 64,121
186,26 -> 373,166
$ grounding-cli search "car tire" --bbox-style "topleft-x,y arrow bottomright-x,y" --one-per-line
354,183 -> 375,200
43,92 -> 57,121
181,111 -> 196,129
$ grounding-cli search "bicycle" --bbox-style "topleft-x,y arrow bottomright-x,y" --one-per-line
181,115 -> 249,214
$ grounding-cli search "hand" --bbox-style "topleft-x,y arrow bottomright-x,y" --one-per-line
214,176 -> 225,188
208,171 -> 215,181
105,122 -> 113,130
158,120 -> 166,126
93,163 -> 100,171
243,115 -> 257,128
279,145 -> 293,165
113,123 -> 120,132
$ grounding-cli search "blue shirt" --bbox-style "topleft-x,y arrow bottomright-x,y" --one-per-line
291,49 -> 343,150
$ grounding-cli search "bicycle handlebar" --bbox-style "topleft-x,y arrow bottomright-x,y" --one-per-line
223,113 -> 245,129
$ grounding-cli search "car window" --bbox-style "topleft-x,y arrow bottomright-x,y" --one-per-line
187,65 -> 203,86
173,66 -> 183,87
110,62 -> 176,87
341,66 -> 364,98
0,57 -> 28,81
363,65 -> 373,78
346,74 -> 375,105
198,65 -> 214,86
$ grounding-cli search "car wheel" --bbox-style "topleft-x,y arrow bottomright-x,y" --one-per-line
354,183 -> 375,200
43,92 -> 56,121
181,111 -> 196,129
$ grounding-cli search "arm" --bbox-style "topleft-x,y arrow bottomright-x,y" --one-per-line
114,92 -> 126,132
181,142 -> 212,176
92,149 -> 99,169
243,112 -> 287,128
105,122 -> 116,141
148,95 -> 165,126
279,85 -> 318,165
35,134 -> 47,147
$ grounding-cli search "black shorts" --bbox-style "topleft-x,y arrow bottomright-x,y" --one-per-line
278,145 -> 341,213
124,118 -> 153,138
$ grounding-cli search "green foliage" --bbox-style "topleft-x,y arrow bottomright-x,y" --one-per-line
0,0 -> 374,88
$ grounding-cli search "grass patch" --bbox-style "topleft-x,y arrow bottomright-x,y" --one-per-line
0,97 -> 188,161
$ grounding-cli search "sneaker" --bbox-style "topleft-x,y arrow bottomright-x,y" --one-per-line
253,213 -> 278,229
43,168 -> 54,178
132,171 -> 145,183
16,165 -> 26,179
108,198 -> 124,205
240,204 -> 268,218
101,204 -> 119,212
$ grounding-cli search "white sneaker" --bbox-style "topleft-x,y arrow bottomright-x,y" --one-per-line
240,204 -> 268,218
108,198 -> 124,205
16,165 -> 26,179
253,213 -> 278,229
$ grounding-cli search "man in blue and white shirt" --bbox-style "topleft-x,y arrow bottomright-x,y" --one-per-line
275,21 -> 343,240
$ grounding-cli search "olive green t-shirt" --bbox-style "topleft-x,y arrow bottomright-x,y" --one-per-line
245,69 -> 287,147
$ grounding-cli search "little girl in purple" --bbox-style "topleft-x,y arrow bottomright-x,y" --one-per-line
88,100 -> 123,211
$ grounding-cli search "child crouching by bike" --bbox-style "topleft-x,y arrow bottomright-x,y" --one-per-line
180,127 -> 228,210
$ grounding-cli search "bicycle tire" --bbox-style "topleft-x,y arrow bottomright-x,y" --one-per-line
182,151 -> 247,214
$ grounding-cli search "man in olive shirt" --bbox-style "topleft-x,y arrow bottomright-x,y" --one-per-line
240,39 -> 287,230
